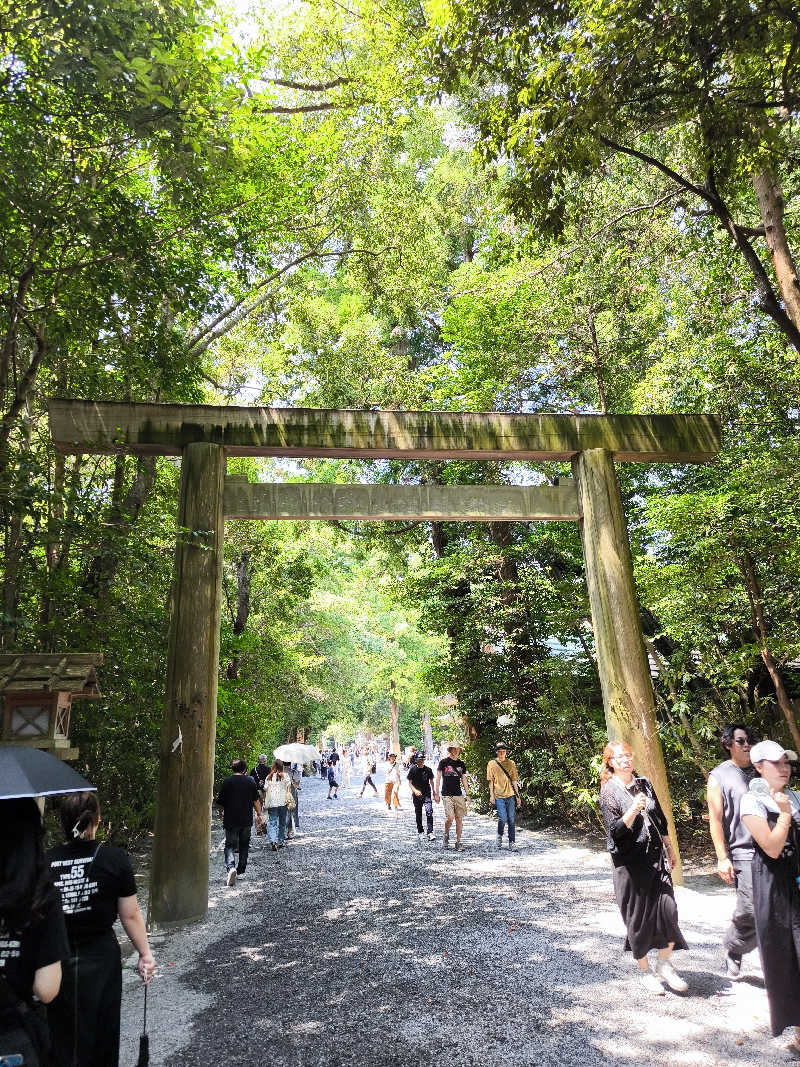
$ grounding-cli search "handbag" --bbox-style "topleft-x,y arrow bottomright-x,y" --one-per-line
0,973 -> 50,1067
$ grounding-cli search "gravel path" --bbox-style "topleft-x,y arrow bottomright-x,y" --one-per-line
118,770 -> 794,1067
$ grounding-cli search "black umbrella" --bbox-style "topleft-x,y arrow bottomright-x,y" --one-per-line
136,984 -> 150,1066
0,745 -> 96,798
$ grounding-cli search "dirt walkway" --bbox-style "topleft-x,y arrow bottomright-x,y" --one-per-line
119,770 -> 790,1066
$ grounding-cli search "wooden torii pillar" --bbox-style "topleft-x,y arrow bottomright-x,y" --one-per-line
49,400 -> 720,926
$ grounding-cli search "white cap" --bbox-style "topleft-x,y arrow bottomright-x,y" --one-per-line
750,740 -> 798,763
445,741 -> 461,752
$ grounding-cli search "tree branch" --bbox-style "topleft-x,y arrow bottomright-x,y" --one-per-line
270,77 -> 351,92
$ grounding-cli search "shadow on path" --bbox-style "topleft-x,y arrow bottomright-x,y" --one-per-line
121,774 -> 787,1067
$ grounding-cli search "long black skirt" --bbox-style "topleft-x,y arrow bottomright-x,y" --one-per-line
612,850 -> 687,959
48,929 -> 122,1067
752,848 -> 800,1035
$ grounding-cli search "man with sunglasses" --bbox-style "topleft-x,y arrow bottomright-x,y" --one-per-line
707,723 -> 757,980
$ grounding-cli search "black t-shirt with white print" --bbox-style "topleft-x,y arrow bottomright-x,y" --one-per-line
437,757 -> 467,797
0,894 -> 69,1001
47,841 -> 137,946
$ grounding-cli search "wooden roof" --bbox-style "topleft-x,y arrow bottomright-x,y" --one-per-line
0,654 -> 103,697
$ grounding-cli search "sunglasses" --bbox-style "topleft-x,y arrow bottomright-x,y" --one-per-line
732,738 -> 752,746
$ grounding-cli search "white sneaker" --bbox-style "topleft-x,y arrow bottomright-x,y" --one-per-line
427,832 -> 436,841
640,970 -> 665,995
654,959 -> 688,992
508,842 -> 518,851
226,868 -> 237,887
496,837 -> 503,850
417,832 -> 425,843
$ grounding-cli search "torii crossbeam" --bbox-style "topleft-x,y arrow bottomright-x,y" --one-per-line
49,400 -> 721,927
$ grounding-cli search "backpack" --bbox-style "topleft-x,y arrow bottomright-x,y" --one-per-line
0,974 -> 50,1067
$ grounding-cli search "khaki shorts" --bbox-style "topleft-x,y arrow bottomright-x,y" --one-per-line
442,795 -> 467,819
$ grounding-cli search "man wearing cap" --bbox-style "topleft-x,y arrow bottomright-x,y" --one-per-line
707,724 -> 757,979
407,752 -> 436,842
487,743 -> 521,851
435,743 -> 469,850
740,739 -> 800,1046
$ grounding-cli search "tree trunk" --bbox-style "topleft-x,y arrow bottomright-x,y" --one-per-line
573,448 -> 683,883
644,639 -> 709,775
489,520 -> 545,711
1,510 -> 22,648
226,550 -> 251,681
587,309 -> 608,414
390,679 -> 401,755
422,705 -> 434,760
753,169 -> 800,334
82,455 -> 157,611
736,548 -> 800,752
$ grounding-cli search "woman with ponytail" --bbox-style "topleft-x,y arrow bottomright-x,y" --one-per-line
46,791 -> 155,1067
0,798 -> 69,1065
263,759 -> 292,850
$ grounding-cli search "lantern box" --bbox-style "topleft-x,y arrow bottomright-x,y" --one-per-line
0,654 -> 103,760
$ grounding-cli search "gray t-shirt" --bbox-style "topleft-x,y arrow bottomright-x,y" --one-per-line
709,759 -> 756,861
740,788 -> 800,819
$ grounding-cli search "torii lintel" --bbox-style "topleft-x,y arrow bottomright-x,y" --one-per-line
48,400 -> 721,463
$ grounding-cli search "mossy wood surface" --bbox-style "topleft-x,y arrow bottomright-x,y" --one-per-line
149,443 -> 225,928
572,448 -> 683,884
49,400 -> 721,463
223,480 -> 581,521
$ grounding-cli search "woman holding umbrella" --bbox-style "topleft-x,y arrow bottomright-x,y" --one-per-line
47,790 -> 155,1067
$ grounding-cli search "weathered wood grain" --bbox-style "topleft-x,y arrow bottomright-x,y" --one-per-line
49,400 -> 721,463
572,447 -> 683,883
149,442 -> 225,928
223,480 -> 581,521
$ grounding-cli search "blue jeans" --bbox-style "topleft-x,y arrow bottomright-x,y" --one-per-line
495,796 -> 516,843
267,805 -> 288,845
224,825 -> 252,872
288,784 -> 299,829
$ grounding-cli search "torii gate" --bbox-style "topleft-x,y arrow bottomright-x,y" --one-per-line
49,400 -> 721,927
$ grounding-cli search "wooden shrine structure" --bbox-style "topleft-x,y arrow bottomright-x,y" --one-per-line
0,652 -> 103,760
49,400 -> 721,927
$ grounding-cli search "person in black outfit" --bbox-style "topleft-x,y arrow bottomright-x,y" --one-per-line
360,756 -> 378,797
0,798 -> 68,1066
740,740 -> 800,1050
598,740 -> 688,996
408,753 -> 435,841
217,759 -> 263,886
250,753 -> 269,792
47,791 -> 155,1067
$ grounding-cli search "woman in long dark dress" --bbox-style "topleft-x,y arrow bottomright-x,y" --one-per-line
740,739 -> 800,1050
598,740 -> 688,995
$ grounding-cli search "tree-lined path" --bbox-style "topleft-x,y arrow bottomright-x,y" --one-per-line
120,771 -> 779,1067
